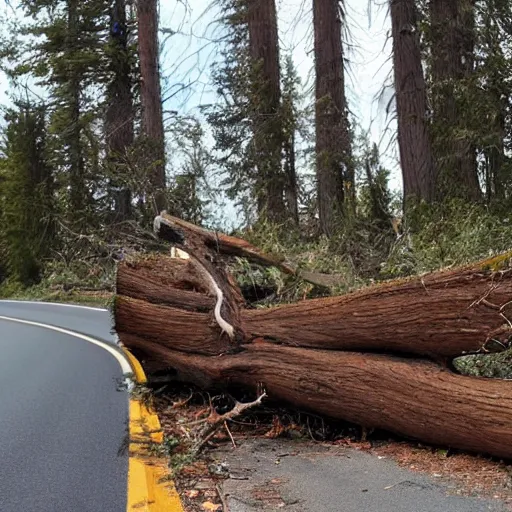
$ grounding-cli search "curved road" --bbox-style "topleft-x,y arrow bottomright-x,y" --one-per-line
0,300 -> 128,512
0,300 -> 509,512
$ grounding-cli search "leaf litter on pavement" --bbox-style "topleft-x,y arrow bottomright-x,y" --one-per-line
151,382 -> 512,511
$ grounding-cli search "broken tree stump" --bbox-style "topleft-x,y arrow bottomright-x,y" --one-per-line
114,213 -> 512,459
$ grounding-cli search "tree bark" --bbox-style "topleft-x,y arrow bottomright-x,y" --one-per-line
106,0 -> 134,220
391,0 -> 436,205
246,0 -> 286,223
313,0 -> 353,236
137,0 -> 167,212
120,336 -> 512,460
430,0 -> 480,201
115,214 -> 512,459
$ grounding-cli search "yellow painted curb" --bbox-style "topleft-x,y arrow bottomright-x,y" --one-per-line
122,347 -> 184,512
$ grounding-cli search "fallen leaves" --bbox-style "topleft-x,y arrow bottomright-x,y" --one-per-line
201,501 -> 222,511
369,442 -> 512,504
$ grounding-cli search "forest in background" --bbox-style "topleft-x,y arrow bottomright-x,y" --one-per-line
1,0 -> 512,309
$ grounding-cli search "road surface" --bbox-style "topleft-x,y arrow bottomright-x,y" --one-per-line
0,300 -> 509,512
0,300 -> 128,512
215,439 -> 508,512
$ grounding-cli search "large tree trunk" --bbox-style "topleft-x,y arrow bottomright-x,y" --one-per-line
115,214 -> 512,459
67,0 -> 86,221
246,0 -> 286,223
391,0 -> 435,205
430,0 -> 480,201
313,0 -> 353,236
137,0 -> 167,212
106,0 -> 134,220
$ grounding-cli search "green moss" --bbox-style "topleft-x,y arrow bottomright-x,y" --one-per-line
479,251 -> 512,272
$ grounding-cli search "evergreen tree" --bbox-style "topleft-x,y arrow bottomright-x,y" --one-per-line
390,0 -> 435,206
137,0 -> 167,213
167,116 -> 212,225
281,54 -> 301,226
428,0 -> 481,201
12,0 -> 111,225
207,0 -> 298,225
105,0 -> 135,220
0,103 -> 53,285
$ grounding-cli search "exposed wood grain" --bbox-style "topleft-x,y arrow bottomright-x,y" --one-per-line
119,336 -> 512,460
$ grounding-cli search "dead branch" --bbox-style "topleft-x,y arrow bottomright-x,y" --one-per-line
191,392 -> 267,455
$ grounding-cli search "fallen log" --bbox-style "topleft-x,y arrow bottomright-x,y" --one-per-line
114,213 -> 512,459
119,334 -> 512,459
118,217 -> 512,359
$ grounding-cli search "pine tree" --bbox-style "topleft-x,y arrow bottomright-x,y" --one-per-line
429,0 -> 481,201
0,103 -> 53,285
105,0 -> 135,220
281,54 -> 301,226
137,0 -> 167,213
167,116 -> 212,225
207,0 -> 296,225
246,0 -> 286,222
390,0 -> 435,206
12,0 -> 111,225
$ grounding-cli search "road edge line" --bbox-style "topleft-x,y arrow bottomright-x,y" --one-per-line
121,346 -> 184,512
0,315 -> 131,374
0,299 -> 108,311
0,314 -> 183,512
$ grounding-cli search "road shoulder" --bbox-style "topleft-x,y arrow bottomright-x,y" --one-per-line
123,348 -> 184,512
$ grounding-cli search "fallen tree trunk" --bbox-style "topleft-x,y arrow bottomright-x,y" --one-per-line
117,251 -> 512,360
119,333 -> 512,459
115,213 -> 512,459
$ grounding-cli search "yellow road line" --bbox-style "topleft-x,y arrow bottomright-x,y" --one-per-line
122,347 -> 184,512
123,347 -> 148,384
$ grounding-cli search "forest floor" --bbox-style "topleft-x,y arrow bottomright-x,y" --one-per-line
150,383 -> 512,512
0,284 -> 112,308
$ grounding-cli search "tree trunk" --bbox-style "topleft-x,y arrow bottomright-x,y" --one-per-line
137,0 -> 167,212
120,335 -> 512,460
284,131 -> 299,226
430,0 -> 480,201
246,0 -> 286,223
115,214 -> 512,460
313,0 -> 353,236
67,0 -> 86,220
106,0 -> 134,220
282,55 -> 300,226
390,0 -> 435,205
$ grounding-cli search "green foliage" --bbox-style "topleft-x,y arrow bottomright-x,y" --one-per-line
166,116 -> 212,225
205,1 -> 303,224
204,0 -> 256,216
0,103 -> 53,286
383,199 -> 512,277
419,0 -> 512,201
455,349 -> 512,379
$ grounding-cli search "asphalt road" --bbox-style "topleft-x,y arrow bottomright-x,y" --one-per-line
0,300 -> 509,512
217,439 -> 509,512
0,301 -> 128,512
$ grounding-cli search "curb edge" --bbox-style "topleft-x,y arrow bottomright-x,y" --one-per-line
122,346 -> 184,512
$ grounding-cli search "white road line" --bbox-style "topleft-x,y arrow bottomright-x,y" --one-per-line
0,315 -> 132,375
0,300 -> 108,312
